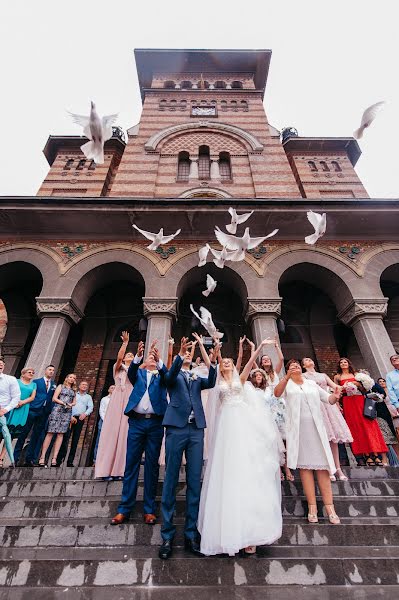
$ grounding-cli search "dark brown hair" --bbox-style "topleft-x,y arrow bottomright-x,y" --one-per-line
286,358 -> 301,370
250,370 -> 267,390
336,357 -> 355,375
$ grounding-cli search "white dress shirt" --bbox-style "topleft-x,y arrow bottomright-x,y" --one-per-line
99,395 -> 111,421
0,373 -> 21,413
132,355 -> 163,414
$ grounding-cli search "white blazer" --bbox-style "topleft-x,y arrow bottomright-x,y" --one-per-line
283,378 -> 335,474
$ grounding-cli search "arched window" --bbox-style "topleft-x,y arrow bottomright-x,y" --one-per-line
215,80 -> 226,89
240,100 -> 248,111
231,100 -> 238,111
177,151 -> 190,181
159,99 -> 167,111
220,100 -> 228,111
76,159 -> 86,170
320,161 -> 330,171
219,152 -> 232,181
198,145 -> 210,179
64,159 -> 74,170
181,80 -> 192,89
180,100 -> 187,110
308,161 -> 318,172
163,80 -> 175,89
331,160 -> 342,172
231,80 -> 243,89
197,80 -> 210,89
169,99 -> 177,111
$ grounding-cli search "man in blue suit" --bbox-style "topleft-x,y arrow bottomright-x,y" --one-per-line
14,365 -> 57,466
110,340 -> 168,526
159,336 -> 217,559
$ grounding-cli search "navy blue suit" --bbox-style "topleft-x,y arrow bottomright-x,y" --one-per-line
161,355 -> 217,541
117,360 -> 168,516
14,377 -> 56,464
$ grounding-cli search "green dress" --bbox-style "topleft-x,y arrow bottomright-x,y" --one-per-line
6,380 -> 37,436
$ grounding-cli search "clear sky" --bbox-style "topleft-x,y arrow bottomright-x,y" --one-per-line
0,0 -> 397,197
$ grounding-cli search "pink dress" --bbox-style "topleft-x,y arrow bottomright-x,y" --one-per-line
303,371 -> 353,443
94,364 -> 132,478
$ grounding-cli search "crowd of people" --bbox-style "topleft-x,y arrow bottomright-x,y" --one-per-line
1,337 -> 399,558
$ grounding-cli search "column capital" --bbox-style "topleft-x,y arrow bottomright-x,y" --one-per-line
246,298 -> 282,321
143,297 -> 177,318
35,297 -> 84,325
338,298 -> 388,326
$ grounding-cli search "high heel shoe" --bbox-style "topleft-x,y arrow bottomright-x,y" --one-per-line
324,505 -> 340,525
307,504 -> 319,523
330,474 -> 336,482
336,469 -> 348,481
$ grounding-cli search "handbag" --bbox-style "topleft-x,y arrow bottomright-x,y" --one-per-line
363,393 -> 378,419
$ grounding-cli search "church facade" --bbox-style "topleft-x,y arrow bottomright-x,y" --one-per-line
1,49 -> 398,464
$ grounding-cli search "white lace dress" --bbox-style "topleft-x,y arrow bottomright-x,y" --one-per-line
198,376 -> 283,556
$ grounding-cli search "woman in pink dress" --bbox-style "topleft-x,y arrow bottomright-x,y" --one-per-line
95,331 -> 134,479
302,357 -> 353,481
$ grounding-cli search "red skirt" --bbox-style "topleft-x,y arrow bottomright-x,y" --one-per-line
343,394 -> 388,455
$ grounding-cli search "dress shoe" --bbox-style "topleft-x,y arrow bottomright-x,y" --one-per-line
23,461 -> 35,467
144,513 -> 157,525
159,539 -> 173,560
67,462 -> 74,468
110,513 -> 129,526
184,537 -> 203,556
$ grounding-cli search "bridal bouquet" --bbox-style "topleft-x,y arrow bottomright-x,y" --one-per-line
343,382 -> 359,396
355,372 -> 375,392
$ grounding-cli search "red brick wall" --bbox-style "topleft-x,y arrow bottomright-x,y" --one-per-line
314,344 -> 341,379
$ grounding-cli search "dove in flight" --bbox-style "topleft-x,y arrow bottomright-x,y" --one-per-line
190,305 -> 224,340
214,226 -> 279,261
353,101 -> 385,139
68,101 -> 118,164
226,207 -> 254,234
132,225 -> 181,250
198,244 -> 210,267
305,210 -> 326,245
208,245 -> 241,269
202,274 -> 217,297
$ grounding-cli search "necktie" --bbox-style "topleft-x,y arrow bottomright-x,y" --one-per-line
46,380 -> 50,391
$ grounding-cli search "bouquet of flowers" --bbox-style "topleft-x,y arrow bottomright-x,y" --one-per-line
343,381 -> 359,396
355,372 -> 375,392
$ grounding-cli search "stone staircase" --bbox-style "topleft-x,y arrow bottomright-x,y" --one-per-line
0,465 -> 399,599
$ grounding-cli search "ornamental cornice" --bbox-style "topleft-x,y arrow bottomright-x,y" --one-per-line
143,298 -> 177,317
246,299 -> 282,320
338,299 -> 388,326
35,298 -> 84,325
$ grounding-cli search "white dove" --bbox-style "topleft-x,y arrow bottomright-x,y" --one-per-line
202,274 -> 217,297
208,245 -> 241,269
68,101 -> 118,164
214,226 -> 279,261
226,207 -> 254,234
353,101 -> 385,139
198,244 -> 210,267
132,225 -> 181,250
305,210 -> 326,245
190,305 -> 224,340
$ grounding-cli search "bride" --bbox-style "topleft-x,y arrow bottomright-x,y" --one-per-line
198,338 -> 283,556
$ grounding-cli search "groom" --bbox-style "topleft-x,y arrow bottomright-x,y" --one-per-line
159,336 -> 217,559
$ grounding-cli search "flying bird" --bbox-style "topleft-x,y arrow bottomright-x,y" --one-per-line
226,207 -> 254,234
202,274 -> 217,297
190,305 -> 224,340
132,225 -> 181,250
214,226 -> 279,261
68,101 -> 118,164
353,101 -> 385,139
198,244 -> 210,267
305,210 -> 326,245
208,245 -> 241,269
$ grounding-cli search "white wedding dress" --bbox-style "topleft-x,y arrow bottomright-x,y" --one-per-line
198,372 -> 283,556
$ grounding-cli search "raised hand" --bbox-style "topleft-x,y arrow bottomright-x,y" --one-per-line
262,337 -> 275,346
121,331 -> 129,345
179,337 -> 193,356
286,362 -> 301,379
247,338 -> 255,353
137,340 -> 145,358
192,332 -> 204,345
168,337 -> 175,346
150,339 -> 158,351
239,335 -> 247,346
152,346 -> 160,363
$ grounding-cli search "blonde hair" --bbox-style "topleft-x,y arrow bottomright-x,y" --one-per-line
219,357 -> 234,378
21,367 -> 35,376
63,373 -> 77,390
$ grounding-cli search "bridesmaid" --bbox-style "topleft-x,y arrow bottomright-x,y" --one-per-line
333,358 -> 387,467
95,331 -> 134,480
302,357 -> 353,481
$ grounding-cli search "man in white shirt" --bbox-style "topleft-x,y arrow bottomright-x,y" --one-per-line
0,358 -> 20,417
93,384 -> 115,463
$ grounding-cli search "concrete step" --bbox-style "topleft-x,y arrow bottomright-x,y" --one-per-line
0,496 -> 398,520
0,554 -> 399,586
1,521 -> 398,548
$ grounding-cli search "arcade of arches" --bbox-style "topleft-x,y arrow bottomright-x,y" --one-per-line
1,247 -> 399,465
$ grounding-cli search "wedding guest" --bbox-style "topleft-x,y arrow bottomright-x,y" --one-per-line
57,380 -> 93,467
378,377 -> 399,441
39,374 -> 77,467
14,365 -> 57,466
0,367 -> 36,467
259,337 -> 284,391
386,355 -> 399,416
93,385 -> 115,463
302,357 -> 352,481
333,358 -> 387,466
274,359 -> 342,525
0,358 -> 20,466
371,376 -> 398,466
95,331 -> 134,479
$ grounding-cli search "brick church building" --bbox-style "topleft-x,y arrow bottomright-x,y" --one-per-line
1,49 -> 398,464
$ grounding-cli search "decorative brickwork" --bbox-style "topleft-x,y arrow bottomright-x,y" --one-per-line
161,131 -> 247,155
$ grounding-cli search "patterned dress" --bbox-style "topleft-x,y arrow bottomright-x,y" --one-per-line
47,386 -> 75,434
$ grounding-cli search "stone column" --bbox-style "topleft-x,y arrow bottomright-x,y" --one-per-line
143,298 -> 177,364
189,158 -> 198,181
246,299 -> 283,368
338,299 -> 395,378
25,298 -> 83,374
210,158 -> 220,181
